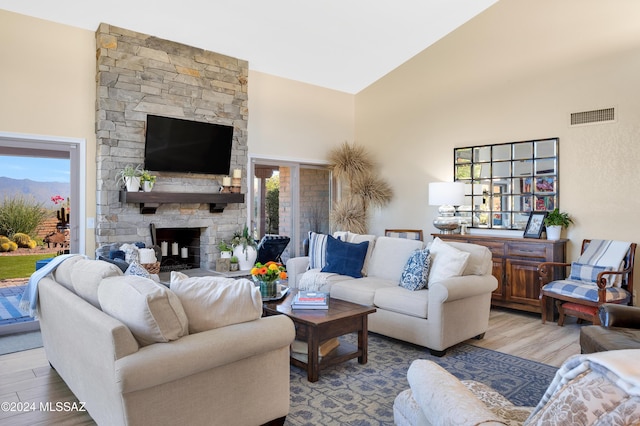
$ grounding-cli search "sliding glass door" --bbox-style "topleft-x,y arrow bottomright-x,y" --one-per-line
249,159 -> 332,260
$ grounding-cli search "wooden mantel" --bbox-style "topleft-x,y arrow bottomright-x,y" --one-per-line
119,191 -> 245,214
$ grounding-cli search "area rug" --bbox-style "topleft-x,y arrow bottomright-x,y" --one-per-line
285,333 -> 558,426
0,330 -> 43,355
0,285 -> 34,326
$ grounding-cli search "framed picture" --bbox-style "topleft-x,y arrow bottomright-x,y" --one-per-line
523,212 -> 547,238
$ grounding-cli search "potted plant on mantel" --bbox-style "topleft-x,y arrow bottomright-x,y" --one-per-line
140,170 -> 157,192
544,208 -> 573,240
231,225 -> 258,270
116,164 -> 143,192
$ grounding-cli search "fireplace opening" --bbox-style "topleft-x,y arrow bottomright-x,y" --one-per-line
155,227 -> 201,272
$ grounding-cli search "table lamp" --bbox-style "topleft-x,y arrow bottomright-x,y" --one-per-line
429,182 -> 465,233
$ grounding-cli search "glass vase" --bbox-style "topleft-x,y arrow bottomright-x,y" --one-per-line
259,280 -> 278,298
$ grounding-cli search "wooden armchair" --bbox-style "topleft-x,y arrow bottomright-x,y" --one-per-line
539,239 -> 636,326
384,229 -> 424,241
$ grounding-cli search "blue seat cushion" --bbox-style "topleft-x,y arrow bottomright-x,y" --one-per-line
542,280 -> 630,302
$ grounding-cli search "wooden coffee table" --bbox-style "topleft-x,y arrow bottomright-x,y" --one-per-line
263,289 -> 376,382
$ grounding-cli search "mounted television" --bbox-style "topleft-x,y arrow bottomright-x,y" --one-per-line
144,115 -> 233,175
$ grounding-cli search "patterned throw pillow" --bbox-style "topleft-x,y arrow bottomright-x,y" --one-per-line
569,262 -> 614,284
308,232 -> 328,270
400,248 -> 431,291
125,261 -> 151,279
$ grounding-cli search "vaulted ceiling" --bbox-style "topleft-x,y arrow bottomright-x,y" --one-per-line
0,0 -> 497,93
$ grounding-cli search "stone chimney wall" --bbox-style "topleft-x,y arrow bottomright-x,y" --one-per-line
95,23 -> 248,267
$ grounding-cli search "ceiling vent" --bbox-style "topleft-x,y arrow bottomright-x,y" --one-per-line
570,107 -> 615,126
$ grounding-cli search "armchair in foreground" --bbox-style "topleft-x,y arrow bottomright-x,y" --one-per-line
580,303 -> 640,353
394,350 -> 640,425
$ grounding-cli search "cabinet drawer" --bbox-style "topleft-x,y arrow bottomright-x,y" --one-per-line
506,242 -> 548,259
471,241 -> 505,257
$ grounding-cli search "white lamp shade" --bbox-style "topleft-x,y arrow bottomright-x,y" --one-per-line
429,182 -> 465,206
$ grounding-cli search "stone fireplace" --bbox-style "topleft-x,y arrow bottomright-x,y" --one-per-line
94,24 -> 249,269
154,227 -> 201,272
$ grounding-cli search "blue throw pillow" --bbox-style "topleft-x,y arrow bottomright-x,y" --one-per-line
321,235 -> 369,278
399,248 -> 431,291
99,256 -> 129,273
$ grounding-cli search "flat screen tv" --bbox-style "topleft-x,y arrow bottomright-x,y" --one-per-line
144,115 -> 234,175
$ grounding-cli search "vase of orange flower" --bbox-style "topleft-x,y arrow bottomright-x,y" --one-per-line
251,261 -> 287,298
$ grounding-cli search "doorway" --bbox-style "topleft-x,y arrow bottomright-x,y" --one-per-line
249,159 -> 332,259
0,132 -> 85,335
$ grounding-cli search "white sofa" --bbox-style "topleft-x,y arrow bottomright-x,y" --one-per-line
286,234 -> 498,355
37,256 -> 295,426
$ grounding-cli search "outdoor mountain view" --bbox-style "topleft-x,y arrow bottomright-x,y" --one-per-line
0,156 -> 71,319
0,176 -> 70,207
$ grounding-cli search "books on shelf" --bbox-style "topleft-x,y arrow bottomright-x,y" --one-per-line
291,291 -> 328,309
291,337 -> 340,358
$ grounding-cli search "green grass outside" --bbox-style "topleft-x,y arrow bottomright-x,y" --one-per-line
0,254 -> 57,280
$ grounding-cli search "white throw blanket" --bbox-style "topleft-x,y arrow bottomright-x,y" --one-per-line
19,254 -> 84,318
299,269 -> 337,292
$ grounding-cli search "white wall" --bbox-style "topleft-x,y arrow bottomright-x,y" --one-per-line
355,0 -> 640,261
0,9 -> 96,254
248,71 -> 354,163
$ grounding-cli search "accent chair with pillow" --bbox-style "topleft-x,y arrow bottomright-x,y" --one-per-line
385,229 -> 424,241
286,234 -> 497,355
539,239 -> 636,326
36,255 -> 295,426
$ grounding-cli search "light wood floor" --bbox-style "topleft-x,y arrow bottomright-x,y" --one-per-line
0,308 -> 583,425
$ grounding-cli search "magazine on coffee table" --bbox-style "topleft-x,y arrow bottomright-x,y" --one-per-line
292,291 -> 329,309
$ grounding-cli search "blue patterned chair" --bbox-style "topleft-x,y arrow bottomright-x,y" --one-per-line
384,229 -> 424,241
539,239 -> 636,326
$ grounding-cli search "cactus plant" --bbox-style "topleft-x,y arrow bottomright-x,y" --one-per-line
0,240 -> 17,252
12,232 -> 33,247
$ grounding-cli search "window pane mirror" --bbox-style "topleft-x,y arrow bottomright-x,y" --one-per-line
454,138 -> 559,230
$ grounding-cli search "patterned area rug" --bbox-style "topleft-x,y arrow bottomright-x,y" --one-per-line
0,285 -> 34,326
286,333 -> 558,426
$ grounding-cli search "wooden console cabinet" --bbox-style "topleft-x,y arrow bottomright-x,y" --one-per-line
432,234 -> 567,321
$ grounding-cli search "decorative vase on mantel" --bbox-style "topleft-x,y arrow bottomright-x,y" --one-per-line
233,245 -> 257,271
125,176 -> 140,192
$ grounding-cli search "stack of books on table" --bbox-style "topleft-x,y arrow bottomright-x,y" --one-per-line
291,291 -> 328,310
291,337 -> 340,359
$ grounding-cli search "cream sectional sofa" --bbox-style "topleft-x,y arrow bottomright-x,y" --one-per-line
37,255 -> 295,426
286,234 -> 498,355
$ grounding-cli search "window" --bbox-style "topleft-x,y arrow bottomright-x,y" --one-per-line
454,138 -> 559,230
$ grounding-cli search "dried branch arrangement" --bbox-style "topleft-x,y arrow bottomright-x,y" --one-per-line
328,142 -> 393,233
